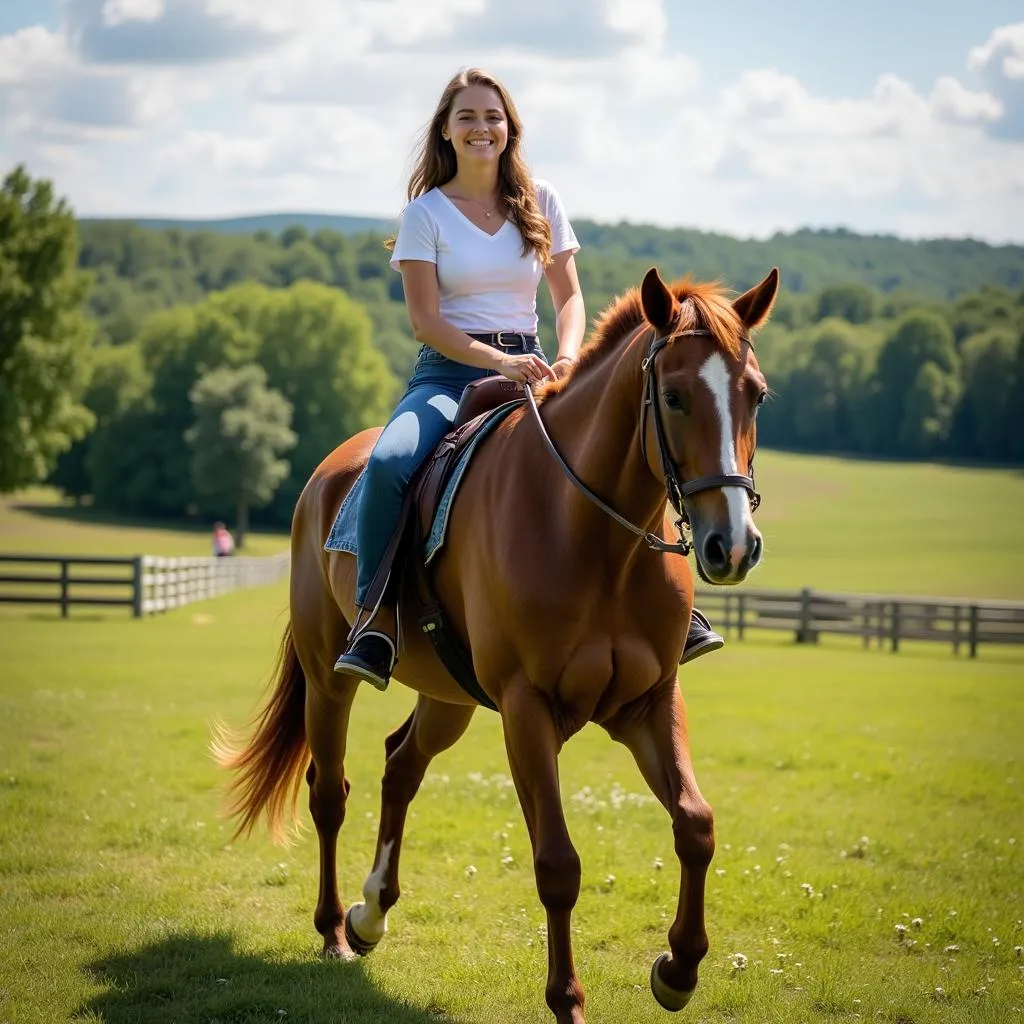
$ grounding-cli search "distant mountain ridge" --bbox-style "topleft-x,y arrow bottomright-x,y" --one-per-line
77,213 -> 1024,299
78,212 -> 397,236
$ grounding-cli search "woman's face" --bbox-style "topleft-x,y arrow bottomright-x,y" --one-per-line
444,84 -> 509,169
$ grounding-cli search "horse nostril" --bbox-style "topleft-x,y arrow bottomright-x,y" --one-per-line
703,533 -> 729,572
750,534 -> 763,567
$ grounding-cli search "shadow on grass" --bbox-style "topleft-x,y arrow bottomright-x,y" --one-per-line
77,932 -> 455,1024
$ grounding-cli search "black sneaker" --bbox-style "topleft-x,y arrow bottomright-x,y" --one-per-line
681,607 -> 725,665
334,631 -> 396,691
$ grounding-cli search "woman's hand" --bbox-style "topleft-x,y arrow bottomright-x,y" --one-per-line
550,355 -> 576,381
497,351 -> 557,385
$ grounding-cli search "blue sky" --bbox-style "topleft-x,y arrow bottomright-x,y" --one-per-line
2,1 -> 1022,241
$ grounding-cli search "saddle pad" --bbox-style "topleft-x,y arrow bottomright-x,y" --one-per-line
424,402 -> 518,564
323,403 -> 518,560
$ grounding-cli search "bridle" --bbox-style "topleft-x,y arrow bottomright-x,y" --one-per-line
524,325 -> 761,557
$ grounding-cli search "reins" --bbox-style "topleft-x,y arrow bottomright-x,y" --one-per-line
524,326 -> 761,557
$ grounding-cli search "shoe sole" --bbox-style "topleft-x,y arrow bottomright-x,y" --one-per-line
680,637 -> 725,665
333,658 -> 390,692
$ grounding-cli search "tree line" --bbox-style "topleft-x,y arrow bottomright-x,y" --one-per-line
2,166 -> 1022,541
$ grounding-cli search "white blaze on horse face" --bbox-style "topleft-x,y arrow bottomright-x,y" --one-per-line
698,352 -> 755,554
349,839 -> 394,944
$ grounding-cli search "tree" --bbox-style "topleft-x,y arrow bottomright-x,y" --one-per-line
786,320 -> 878,451
0,166 -> 95,491
185,364 -> 296,547
243,281 -> 397,522
897,362 -> 961,456
868,310 -> 959,454
814,283 -> 877,324
274,240 -> 332,285
958,329 -> 1018,459
50,343 -> 151,500
950,287 -> 1019,345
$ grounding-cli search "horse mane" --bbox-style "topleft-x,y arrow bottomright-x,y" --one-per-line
542,277 -> 743,398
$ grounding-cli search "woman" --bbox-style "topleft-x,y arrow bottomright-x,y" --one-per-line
335,68 -> 723,691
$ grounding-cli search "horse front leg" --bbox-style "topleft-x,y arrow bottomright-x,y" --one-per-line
502,683 -> 585,1024
346,695 -> 476,954
604,679 -> 715,1010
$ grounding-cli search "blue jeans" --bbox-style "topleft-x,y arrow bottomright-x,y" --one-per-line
355,339 -> 544,606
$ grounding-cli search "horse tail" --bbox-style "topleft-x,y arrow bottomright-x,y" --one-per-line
212,622 -> 309,844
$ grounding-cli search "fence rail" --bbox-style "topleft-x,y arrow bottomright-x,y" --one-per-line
2,553 -> 1021,655
0,552 -> 290,617
693,586 -> 1024,657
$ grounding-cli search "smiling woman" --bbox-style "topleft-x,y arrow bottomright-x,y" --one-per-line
330,67 -> 589,690
333,68 -> 730,691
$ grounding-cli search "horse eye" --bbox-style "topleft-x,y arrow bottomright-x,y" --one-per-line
756,391 -> 767,407
663,390 -> 683,410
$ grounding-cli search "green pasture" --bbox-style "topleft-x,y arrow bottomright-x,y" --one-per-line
0,451 -> 1022,1022
747,453 -> 1024,599
2,448 -> 1023,600
1,583 -> 1022,1024
0,488 -> 288,560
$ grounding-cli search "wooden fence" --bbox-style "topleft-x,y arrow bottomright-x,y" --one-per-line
0,553 -> 290,617
2,554 -> 1021,656
693,586 -> 1024,658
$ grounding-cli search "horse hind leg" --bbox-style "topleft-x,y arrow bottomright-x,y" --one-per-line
346,695 -> 476,954
303,649 -> 360,959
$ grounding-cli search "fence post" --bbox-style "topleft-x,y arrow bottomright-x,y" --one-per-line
952,604 -> 961,656
738,593 -> 746,641
796,587 -> 812,643
132,556 -> 144,618
59,559 -> 69,619
890,601 -> 901,653
968,605 -> 979,659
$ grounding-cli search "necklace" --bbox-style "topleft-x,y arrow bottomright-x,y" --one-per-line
450,191 -> 498,220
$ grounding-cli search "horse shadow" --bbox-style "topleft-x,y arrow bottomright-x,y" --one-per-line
77,931 -> 452,1024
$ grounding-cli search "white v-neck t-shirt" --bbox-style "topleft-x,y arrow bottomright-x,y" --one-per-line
389,179 -> 580,334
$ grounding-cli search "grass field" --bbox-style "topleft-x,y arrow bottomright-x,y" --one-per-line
0,452 -> 1022,1023
0,488 -> 289,559
1,583 -> 1022,1023
2,449 -> 1022,599
746,453 -> 1024,599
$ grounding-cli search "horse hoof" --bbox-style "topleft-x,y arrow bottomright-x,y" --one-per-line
322,941 -> 358,962
344,904 -> 380,957
650,953 -> 695,1012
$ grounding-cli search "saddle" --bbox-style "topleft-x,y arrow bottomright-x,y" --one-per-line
414,377 -> 523,542
361,377 -> 525,711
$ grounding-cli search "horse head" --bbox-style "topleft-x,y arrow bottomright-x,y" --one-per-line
639,266 -> 779,584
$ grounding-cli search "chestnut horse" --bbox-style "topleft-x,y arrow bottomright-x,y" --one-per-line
217,266 -> 778,1024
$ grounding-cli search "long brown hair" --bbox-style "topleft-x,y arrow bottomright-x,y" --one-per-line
387,68 -> 553,264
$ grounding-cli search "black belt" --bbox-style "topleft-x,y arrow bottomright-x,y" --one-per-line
467,331 -> 537,349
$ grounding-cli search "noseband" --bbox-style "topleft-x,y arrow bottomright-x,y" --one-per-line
525,326 -> 761,557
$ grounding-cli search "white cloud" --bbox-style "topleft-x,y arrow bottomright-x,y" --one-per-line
967,22 -> 1024,139
930,76 -> 1002,124
0,26 -> 65,84
969,22 -> 1024,79
102,0 -> 165,27
0,4 -> 1022,241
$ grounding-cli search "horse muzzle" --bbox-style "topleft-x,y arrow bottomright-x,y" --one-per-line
691,509 -> 762,585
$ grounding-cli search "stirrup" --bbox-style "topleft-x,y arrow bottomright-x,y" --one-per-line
334,630 -> 396,691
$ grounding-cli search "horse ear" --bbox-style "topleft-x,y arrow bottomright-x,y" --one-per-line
733,267 -> 780,330
640,267 -> 676,332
